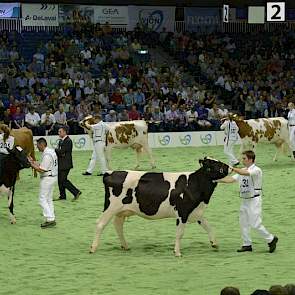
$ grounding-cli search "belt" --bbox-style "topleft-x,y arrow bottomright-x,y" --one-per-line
241,194 -> 260,199
94,140 -> 104,143
289,125 -> 295,127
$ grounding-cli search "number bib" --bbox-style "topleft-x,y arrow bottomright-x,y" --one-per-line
240,176 -> 255,199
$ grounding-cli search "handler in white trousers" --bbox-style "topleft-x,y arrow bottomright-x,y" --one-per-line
216,150 -> 278,253
82,114 -> 109,176
29,137 -> 58,228
287,102 -> 295,158
220,113 -> 240,166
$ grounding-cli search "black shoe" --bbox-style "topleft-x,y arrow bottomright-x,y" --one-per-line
97,173 -> 104,176
53,196 -> 66,201
233,162 -> 240,167
268,236 -> 278,253
237,245 -> 252,252
82,172 -> 92,176
41,221 -> 56,228
73,191 -> 82,201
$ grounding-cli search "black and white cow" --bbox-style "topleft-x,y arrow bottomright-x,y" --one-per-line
90,158 -> 231,256
0,146 -> 31,224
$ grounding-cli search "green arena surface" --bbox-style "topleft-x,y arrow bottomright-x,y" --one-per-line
0,144 -> 294,295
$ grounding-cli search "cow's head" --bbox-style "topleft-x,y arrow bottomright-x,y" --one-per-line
9,146 -> 31,169
79,115 -> 96,131
199,157 -> 231,180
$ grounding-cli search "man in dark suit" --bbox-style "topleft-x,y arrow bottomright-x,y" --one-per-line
55,126 -> 81,201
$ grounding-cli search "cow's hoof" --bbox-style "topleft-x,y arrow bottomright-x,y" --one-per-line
89,247 -> 95,254
10,217 -> 16,224
121,245 -> 129,251
174,252 -> 182,257
152,165 -> 156,169
210,241 -> 219,249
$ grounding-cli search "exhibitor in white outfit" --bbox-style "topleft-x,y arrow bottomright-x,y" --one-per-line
29,137 -> 58,228
220,113 -> 239,166
287,102 -> 295,158
216,150 -> 278,253
82,114 -> 109,176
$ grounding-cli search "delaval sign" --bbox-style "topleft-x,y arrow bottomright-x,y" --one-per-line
0,3 -> 20,18
94,6 -> 128,24
185,7 -> 220,31
22,3 -> 59,26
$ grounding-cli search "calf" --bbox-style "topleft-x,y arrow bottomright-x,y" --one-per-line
89,158 -> 231,256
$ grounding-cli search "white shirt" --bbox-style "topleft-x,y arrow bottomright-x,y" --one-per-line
91,121 -> 109,143
25,112 -> 41,126
54,111 -> 67,124
40,147 -> 58,177
41,113 -> 56,125
232,164 -> 262,199
220,120 -> 239,142
0,134 -> 14,154
288,109 -> 295,126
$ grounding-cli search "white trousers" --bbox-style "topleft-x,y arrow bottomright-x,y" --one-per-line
39,176 -> 57,222
289,126 -> 295,151
86,142 -> 108,174
224,140 -> 239,166
239,197 -> 273,246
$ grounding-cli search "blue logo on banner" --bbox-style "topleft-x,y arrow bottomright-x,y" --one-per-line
74,137 -> 86,149
179,134 -> 191,145
200,134 -> 212,145
158,135 -> 170,146
139,9 -> 164,31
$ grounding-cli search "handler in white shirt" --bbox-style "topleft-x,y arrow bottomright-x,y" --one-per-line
287,102 -> 295,158
82,114 -> 109,176
216,150 -> 278,253
29,138 -> 58,228
220,113 -> 240,166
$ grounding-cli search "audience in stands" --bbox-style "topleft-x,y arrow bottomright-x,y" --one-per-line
0,25 -> 294,135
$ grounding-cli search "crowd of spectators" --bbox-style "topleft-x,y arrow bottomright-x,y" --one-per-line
0,23 -> 294,135
164,29 -> 295,120
220,283 -> 295,295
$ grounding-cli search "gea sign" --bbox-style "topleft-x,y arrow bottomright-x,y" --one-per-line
102,8 -> 119,15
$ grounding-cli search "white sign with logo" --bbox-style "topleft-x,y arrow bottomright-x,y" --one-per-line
34,131 -> 236,151
94,6 -> 128,24
0,3 -> 20,18
34,135 -> 92,151
128,6 -> 175,32
22,3 -> 59,26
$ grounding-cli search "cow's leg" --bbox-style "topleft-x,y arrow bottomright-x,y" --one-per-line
143,145 -> 156,169
105,147 -> 112,170
197,217 -> 218,249
113,215 -> 129,250
134,149 -> 141,170
90,203 -> 123,253
6,186 -> 16,224
174,220 -> 186,257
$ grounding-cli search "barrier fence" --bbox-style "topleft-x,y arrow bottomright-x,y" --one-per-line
1,14 -> 295,33
33,131 -> 239,151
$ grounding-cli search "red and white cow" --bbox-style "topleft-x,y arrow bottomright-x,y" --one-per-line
234,117 -> 292,161
89,158 -> 231,257
80,116 -> 156,169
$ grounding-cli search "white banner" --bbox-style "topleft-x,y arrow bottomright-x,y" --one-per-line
22,3 -> 59,27
33,131 -> 239,151
128,6 -> 175,32
94,6 -> 128,24
0,3 -> 20,18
